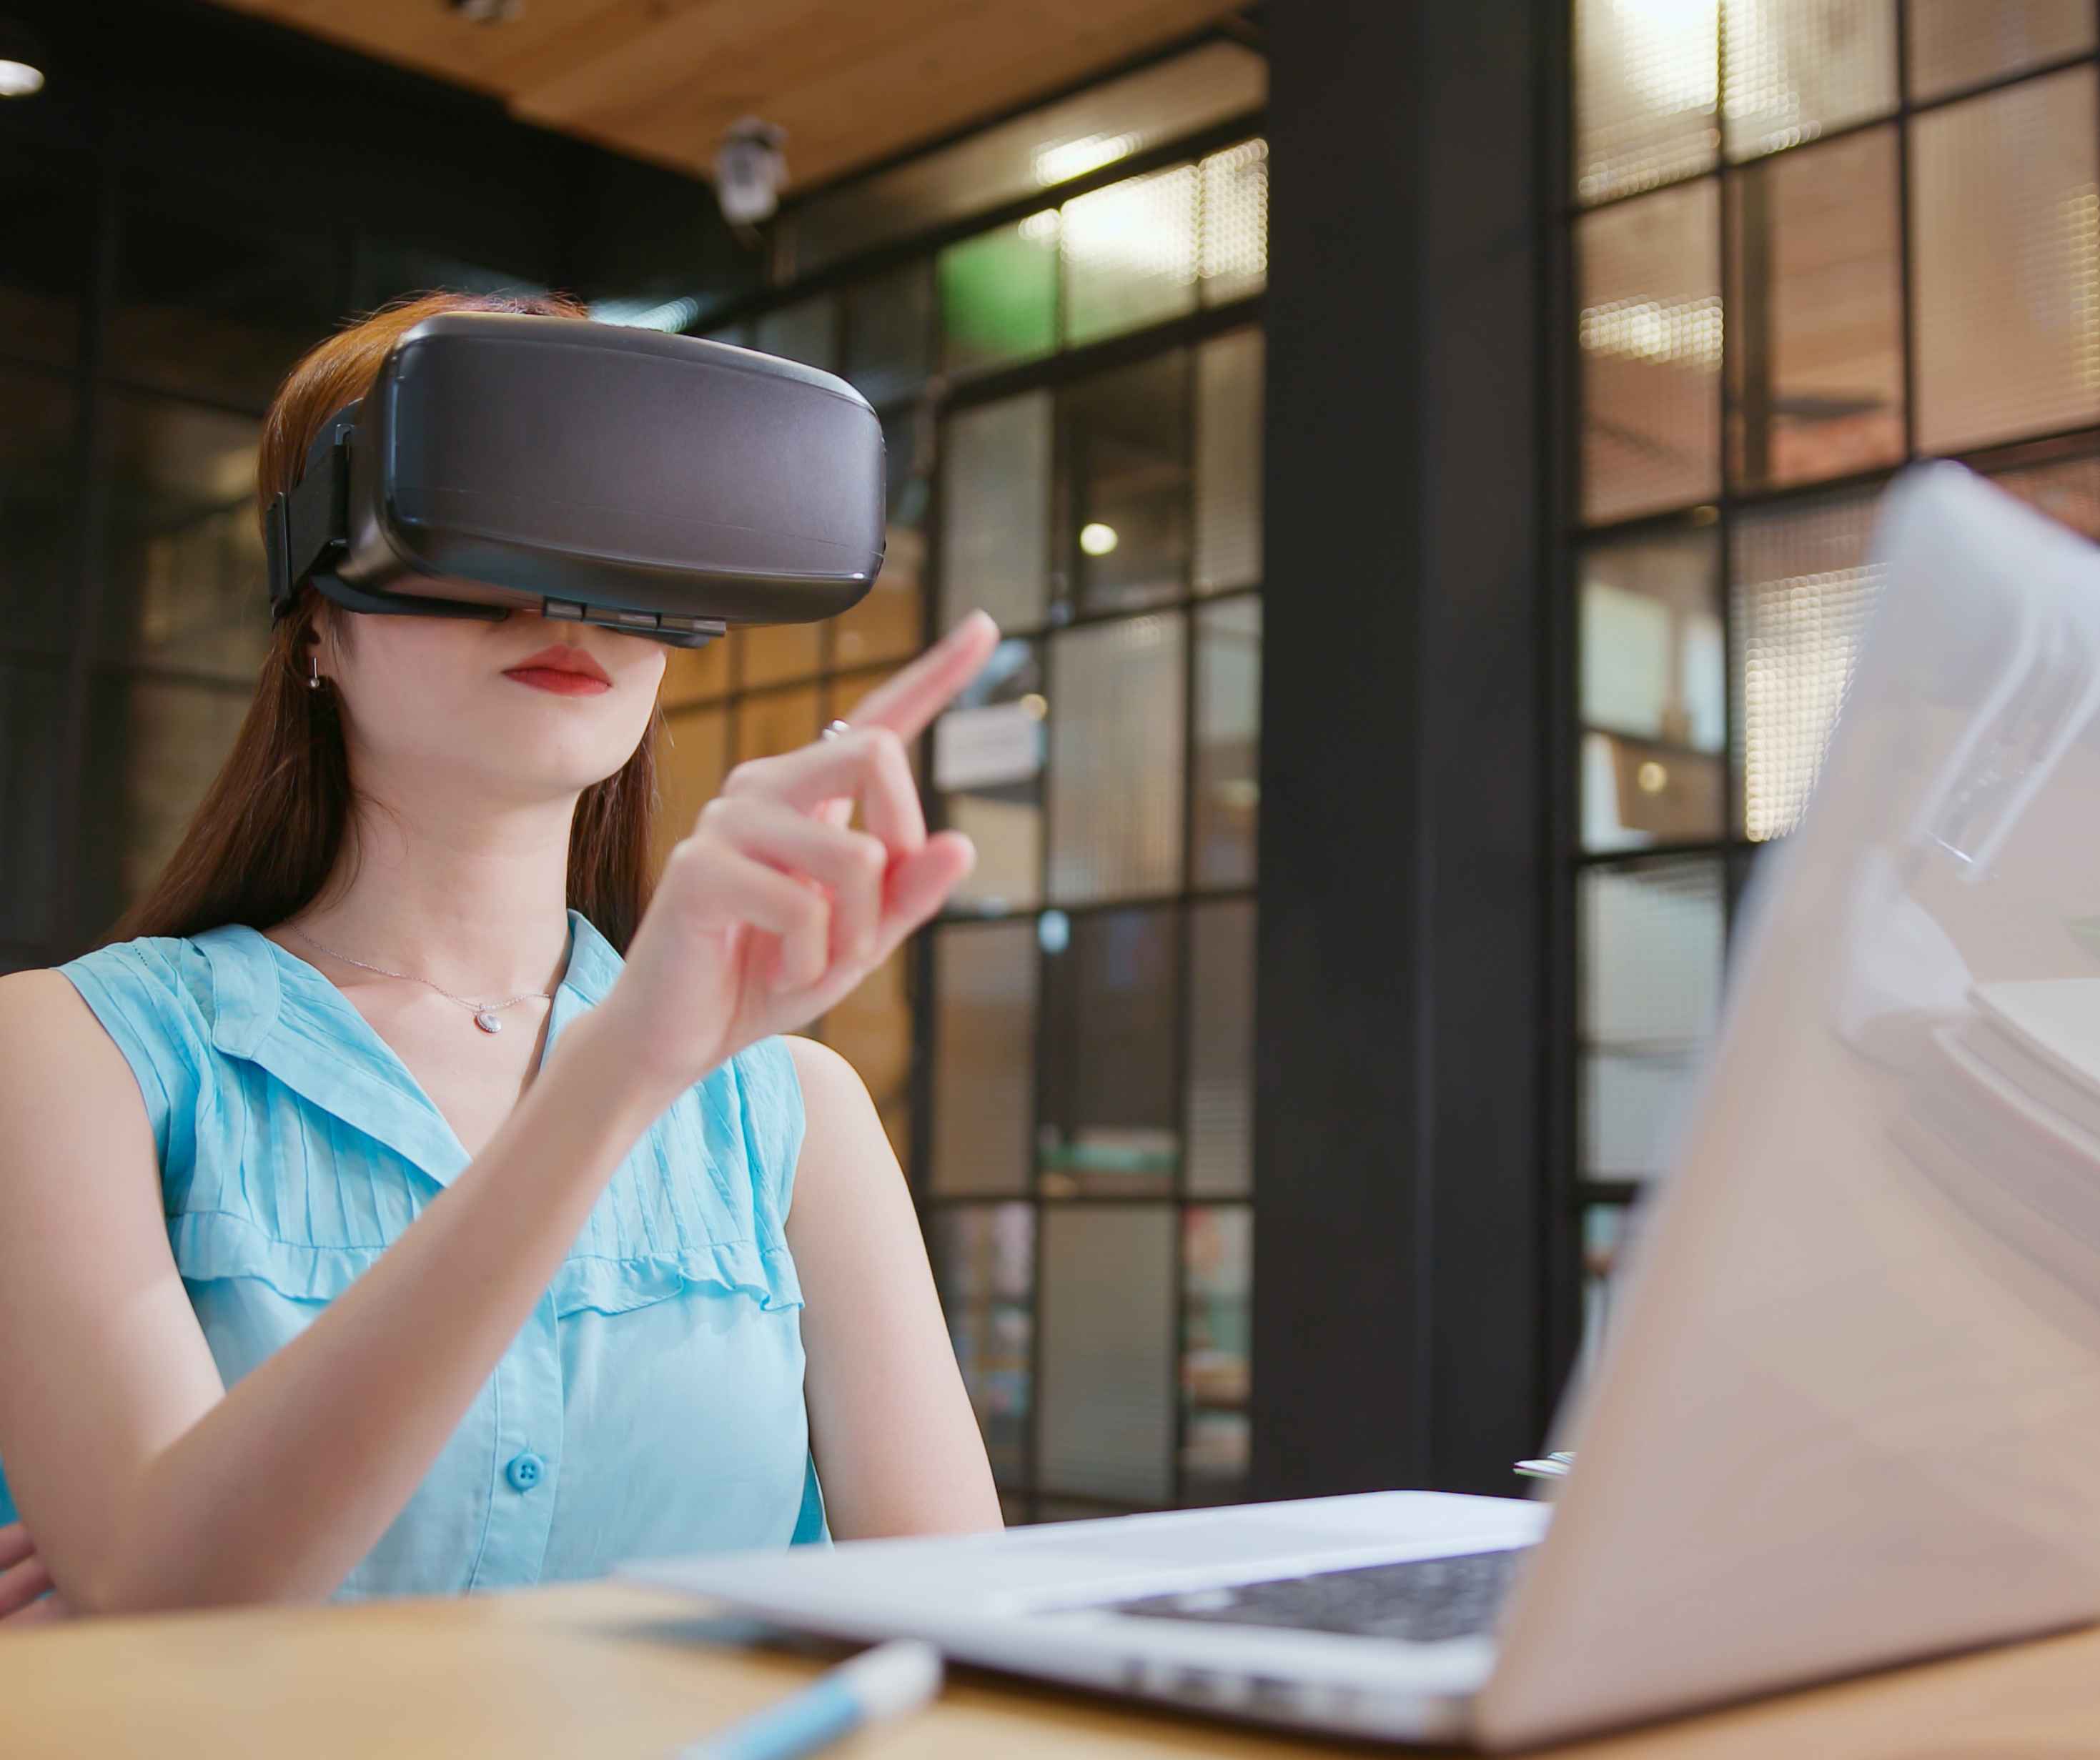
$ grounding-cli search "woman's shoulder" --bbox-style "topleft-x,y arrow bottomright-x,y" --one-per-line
57,930 -> 254,1043
0,965 -> 111,1038
0,937 -> 215,1051
0,961 -> 185,1170
66,928 -> 216,986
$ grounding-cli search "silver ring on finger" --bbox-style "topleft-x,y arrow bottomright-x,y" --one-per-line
821,719 -> 851,740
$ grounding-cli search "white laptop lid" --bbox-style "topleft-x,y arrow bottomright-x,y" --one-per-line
1480,465 -> 2100,1746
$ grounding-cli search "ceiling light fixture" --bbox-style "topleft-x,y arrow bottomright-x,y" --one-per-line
714,119 -> 788,232
0,21 -> 46,97
447,0 -> 523,22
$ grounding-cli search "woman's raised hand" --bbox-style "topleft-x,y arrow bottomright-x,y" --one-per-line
598,611 -> 1000,1098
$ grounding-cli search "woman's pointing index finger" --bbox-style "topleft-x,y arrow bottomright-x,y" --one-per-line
838,610 -> 1000,742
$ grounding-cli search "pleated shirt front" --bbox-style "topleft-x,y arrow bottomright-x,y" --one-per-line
18,913 -> 820,1595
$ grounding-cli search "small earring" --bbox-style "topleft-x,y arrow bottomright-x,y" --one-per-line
308,656 -> 322,690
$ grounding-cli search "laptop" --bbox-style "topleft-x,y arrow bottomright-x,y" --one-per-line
625,463 -> 2100,1749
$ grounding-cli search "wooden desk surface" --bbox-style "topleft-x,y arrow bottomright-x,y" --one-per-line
7,1581 -> 2100,1759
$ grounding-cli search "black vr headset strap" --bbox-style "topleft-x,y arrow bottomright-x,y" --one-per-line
264,401 -> 506,626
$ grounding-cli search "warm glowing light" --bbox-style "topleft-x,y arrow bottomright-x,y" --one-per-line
1079,522 -> 1119,556
1019,692 -> 1048,719
1032,132 -> 1139,188
0,59 -> 43,97
1637,760 -> 1669,795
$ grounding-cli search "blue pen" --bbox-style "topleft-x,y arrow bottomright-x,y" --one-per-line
672,1639 -> 945,1760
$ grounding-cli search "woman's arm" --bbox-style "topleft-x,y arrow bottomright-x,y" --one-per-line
0,968 -> 683,1614
786,1037 -> 1002,1538
0,615 -> 999,1614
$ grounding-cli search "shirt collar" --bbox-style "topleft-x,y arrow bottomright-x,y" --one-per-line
193,910 -> 624,1188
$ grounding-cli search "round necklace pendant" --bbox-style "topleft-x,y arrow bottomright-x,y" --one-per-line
474,1010 -> 503,1034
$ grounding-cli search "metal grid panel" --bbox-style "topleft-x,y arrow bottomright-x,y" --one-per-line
843,262 -> 933,408
1067,351 -> 1190,615
1730,488 -> 1884,841
1989,448 -> 2100,540
1907,0 -> 2096,104
1911,66 -> 2100,454
788,41 -> 1266,277
1182,1205 -> 1252,1501
790,130 -> 1274,1521
1040,905 -> 1182,1198
1187,899 -> 1255,1198
939,390 -> 1053,635
1194,596 -> 1262,887
935,1203 -> 1035,1487
1569,0 -> 2100,1379
1726,126 -> 1906,488
1578,854 -> 1725,1181
938,219 -> 1060,380
1723,0 -> 1898,161
1579,179 -> 1723,522
1046,611 -> 1187,905
1575,0 -> 1720,204
1036,1203 -> 1177,1504
1061,164 -> 1199,349
1580,527 -> 1725,853
1193,327 -> 1264,595
928,920 -> 1038,1197
1199,138 -> 1269,305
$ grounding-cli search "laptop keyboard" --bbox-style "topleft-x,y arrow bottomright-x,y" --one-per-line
1109,1547 -> 1532,1644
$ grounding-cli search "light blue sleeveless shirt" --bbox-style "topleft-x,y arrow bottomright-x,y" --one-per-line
0,912 -> 823,1594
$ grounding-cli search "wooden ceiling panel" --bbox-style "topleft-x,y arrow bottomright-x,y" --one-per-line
506,0 -> 986,150
682,0 -> 1251,189
205,0 -> 1252,189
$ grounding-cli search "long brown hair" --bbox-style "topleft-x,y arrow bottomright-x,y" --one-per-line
109,292 -> 660,953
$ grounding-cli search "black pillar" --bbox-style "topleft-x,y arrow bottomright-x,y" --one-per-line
1252,0 -> 1560,1498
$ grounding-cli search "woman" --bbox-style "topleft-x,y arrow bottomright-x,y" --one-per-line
0,291 -> 1003,1619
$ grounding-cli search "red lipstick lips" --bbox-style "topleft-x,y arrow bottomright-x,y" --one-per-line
503,645 -> 613,697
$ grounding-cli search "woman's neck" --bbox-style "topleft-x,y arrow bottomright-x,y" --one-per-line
287,783 -> 580,1000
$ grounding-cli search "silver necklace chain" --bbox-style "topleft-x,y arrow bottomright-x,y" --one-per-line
287,925 -> 552,1035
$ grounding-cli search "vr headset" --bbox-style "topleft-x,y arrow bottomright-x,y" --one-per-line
265,312 -> 886,649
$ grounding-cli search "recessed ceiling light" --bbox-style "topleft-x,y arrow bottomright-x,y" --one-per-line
0,21 -> 46,97
447,0 -> 523,21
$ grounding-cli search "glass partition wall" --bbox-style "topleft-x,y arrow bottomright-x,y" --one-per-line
0,69 -> 726,970
715,58 -> 1267,1521
0,155 -> 388,958
1570,0 -> 2100,1363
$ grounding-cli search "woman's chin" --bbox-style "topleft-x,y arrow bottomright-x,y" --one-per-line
353,735 -> 637,807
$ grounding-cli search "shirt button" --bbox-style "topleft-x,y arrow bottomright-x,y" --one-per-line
505,1451 -> 545,1492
